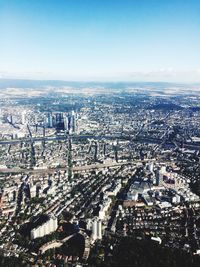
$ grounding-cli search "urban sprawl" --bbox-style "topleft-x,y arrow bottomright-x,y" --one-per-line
0,83 -> 200,266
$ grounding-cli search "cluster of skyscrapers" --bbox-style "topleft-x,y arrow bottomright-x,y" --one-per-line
45,111 -> 77,133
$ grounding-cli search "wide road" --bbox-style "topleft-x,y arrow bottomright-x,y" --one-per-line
0,158 -> 167,174
0,161 -> 134,174
1,134 -> 200,150
0,134 -> 123,145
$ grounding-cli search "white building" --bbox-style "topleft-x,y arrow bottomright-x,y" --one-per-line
31,215 -> 58,239
64,115 -> 69,131
30,185 -> 37,198
91,217 -> 102,241
21,111 -> 27,125
99,197 -> 112,220
148,162 -> 154,173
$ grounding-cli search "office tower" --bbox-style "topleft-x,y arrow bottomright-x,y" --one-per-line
97,220 -> 102,239
94,142 -> 98,162
56,113 -> 62,124
148,162 -> 154,173
43,127 -> 45,137
71,110 -> 77,133
63,114 -> 69,131
47,113 -> 53,128
155,170 -> 160,186
92,219 -> 98,240
30,215 -> 58,239
92,218 -> 102,240
103,143 -> 106,156
9,114 -> 13,124
21,110 -> 27,125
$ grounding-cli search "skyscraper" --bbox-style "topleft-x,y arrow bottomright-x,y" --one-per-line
21,111 -> 27,125
63,114 -> 69,131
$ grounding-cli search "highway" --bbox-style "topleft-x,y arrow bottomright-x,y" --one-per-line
0,161 -> 135,174
1,134 -> 200,150
0,134 -> 122,145
0,159 -> 167,174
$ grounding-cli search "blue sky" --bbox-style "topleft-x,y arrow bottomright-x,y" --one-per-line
0,0 -> 200,82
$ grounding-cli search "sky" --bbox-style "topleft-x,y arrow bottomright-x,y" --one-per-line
0,0 -> 200,82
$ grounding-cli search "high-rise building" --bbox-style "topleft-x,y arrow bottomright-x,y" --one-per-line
71,110 -> 77,133
56,113 -> 62,125
148,162 -> 154,173
9,114 -> 13,124
47,113 -> 53,128
30,215 -> 58,239
21,111 -> 27,125
30,185 -> 37,198
63,115 -> 69,131
92,219 -> 98,240
155,169 -> 163,186
97,220 -> 102,239
91,217 -> 102,241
